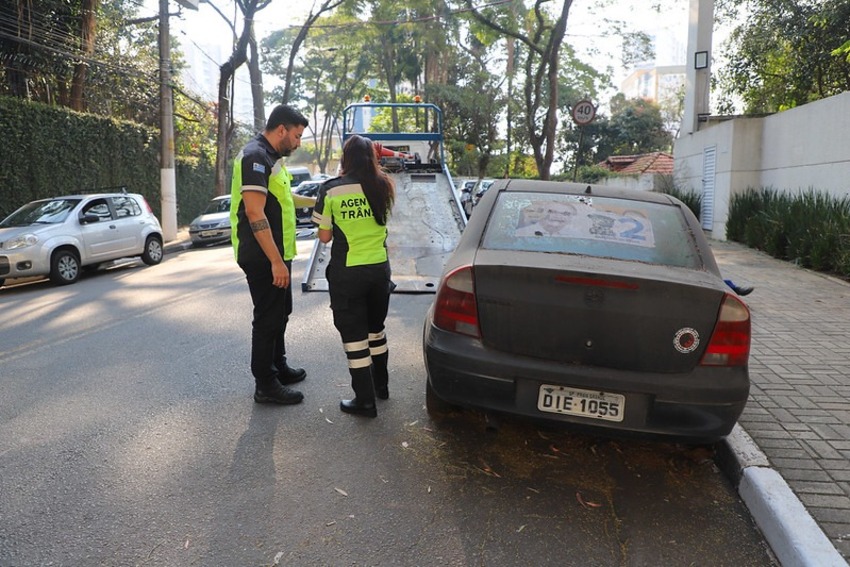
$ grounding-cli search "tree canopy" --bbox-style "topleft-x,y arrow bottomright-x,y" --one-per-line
715,0 -> 850,114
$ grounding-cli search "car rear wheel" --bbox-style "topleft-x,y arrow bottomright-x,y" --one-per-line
142,235 -> 163,265
50,249 -> 81,285
426,380 -> 457,418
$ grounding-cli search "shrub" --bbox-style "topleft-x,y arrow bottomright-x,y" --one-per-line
728,186 -> 850,278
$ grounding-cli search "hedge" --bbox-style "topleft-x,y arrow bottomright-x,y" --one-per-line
0,96 -> 215,225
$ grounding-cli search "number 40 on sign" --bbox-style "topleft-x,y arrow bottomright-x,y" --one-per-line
571,100 -> 596,126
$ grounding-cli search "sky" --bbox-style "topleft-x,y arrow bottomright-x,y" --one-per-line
141,0 -> 698,119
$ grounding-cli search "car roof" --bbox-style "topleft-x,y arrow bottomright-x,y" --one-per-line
35,192 -> 143,201
493,179 -> 678,205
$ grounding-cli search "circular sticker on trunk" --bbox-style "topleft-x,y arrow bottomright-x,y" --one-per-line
674,327 -> 700,353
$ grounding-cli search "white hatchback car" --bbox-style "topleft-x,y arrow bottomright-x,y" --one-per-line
0,192 -> 164,287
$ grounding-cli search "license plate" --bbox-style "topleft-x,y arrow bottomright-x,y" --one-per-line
537,385 -> 625,422
200,230 -> 220,237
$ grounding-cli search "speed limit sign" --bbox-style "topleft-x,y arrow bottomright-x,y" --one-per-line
571,100 -> 596,126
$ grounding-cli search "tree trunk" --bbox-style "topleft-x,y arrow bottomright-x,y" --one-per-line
248,33 -> 265,130
213,17 -> 251,196
70,0 -> 98,111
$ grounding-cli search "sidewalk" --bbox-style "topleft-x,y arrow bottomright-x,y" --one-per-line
163,228 -> 193,254
711,239 -> 850,566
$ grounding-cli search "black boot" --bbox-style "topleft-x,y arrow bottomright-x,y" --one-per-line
372,351 -> 389,400
255,375 -> 304,405
277,361 -> 306,385
340,367 -> 376,418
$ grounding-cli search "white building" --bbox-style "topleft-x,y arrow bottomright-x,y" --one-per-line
179,41 -> 254,124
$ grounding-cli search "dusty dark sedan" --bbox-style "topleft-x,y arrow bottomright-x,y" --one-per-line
423,180 -> 751,442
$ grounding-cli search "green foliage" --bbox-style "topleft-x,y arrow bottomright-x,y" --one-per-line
368,94 -> 422,132
603,95 -> 673,155
574,165 -> 612,184
1,0 -> 165,124
715,0 -> 850,114
559,95 -> 672,175
728,187 -> 850,277
0,96 -> 214,225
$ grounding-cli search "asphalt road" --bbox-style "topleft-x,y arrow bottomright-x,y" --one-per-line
0,242 -> 777,566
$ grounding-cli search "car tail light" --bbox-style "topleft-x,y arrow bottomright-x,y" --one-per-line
141,197 -> 154,214
432,266 -> 480,338
700,293 -> 751,366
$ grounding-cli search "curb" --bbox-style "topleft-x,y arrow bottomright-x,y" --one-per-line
718,424 -> 849,567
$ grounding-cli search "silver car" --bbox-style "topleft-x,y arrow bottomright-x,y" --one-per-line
188,195 -> 231,247
0,192 -> 164,287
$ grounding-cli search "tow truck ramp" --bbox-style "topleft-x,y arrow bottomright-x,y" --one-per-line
301,102 -> 466,293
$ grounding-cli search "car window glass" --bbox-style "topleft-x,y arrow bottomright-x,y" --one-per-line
481,192 -> 703,269
204,198 -> 230,214
111,195 -> 141,218
81,199 -> 113,222
1,198 -> 81,226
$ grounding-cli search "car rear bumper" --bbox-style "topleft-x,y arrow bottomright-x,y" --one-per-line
189,229 -> 231,245
423,322 -> 749,442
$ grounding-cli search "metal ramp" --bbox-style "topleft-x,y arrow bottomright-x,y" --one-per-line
301,100 -> 466,294
301,170 -> 465,293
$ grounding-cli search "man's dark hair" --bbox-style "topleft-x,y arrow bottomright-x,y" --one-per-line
266,105 -> 308,131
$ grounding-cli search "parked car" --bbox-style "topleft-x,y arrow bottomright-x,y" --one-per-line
293,181 -> 323,226
459,180 -> 477,219
423,180 -> 751,441
288,166 -> 313,188
188,195 -> 231,247
0,192 -> 163,287
472,179 -> 494,207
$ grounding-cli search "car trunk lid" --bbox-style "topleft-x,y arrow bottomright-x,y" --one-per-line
472,251 -> 725,374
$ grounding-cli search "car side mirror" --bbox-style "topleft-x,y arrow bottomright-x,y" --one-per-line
80,214 -> 100,224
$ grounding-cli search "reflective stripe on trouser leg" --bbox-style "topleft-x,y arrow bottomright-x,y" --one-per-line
343,339 -> 371,369
369,331 -> 388,390
343,340 -> 374,400
368,331 -> 387,355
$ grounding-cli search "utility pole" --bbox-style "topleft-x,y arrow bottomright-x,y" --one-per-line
158,0 -> 197,242
158,0 -> 177,242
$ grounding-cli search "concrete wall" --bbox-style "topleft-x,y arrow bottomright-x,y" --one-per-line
673,91 -> 850,240
598,173 -> 669,192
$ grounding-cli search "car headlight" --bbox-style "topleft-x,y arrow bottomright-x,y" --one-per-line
5,233 -> 39,250
215,220 -> 231,229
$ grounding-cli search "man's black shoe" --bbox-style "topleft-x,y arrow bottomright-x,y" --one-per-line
278,364 -> 307,385
340,398 -> 377,418
254,383 -> 304,405
735,285 -> 754,296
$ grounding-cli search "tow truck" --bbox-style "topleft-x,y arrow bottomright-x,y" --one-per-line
301,100 -> 466,293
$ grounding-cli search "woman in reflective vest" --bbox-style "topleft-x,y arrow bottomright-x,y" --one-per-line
312,135 -> 396,417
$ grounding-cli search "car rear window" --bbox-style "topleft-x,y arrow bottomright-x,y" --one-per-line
481,192 -> 703,269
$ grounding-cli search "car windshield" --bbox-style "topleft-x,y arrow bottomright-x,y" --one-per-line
0,198 -> 81,227
481,192 -> 703,269
203,198 -> 230,214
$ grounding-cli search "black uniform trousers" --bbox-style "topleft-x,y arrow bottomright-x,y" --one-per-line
239,258 -> 293,385
327,261 -> 392,398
